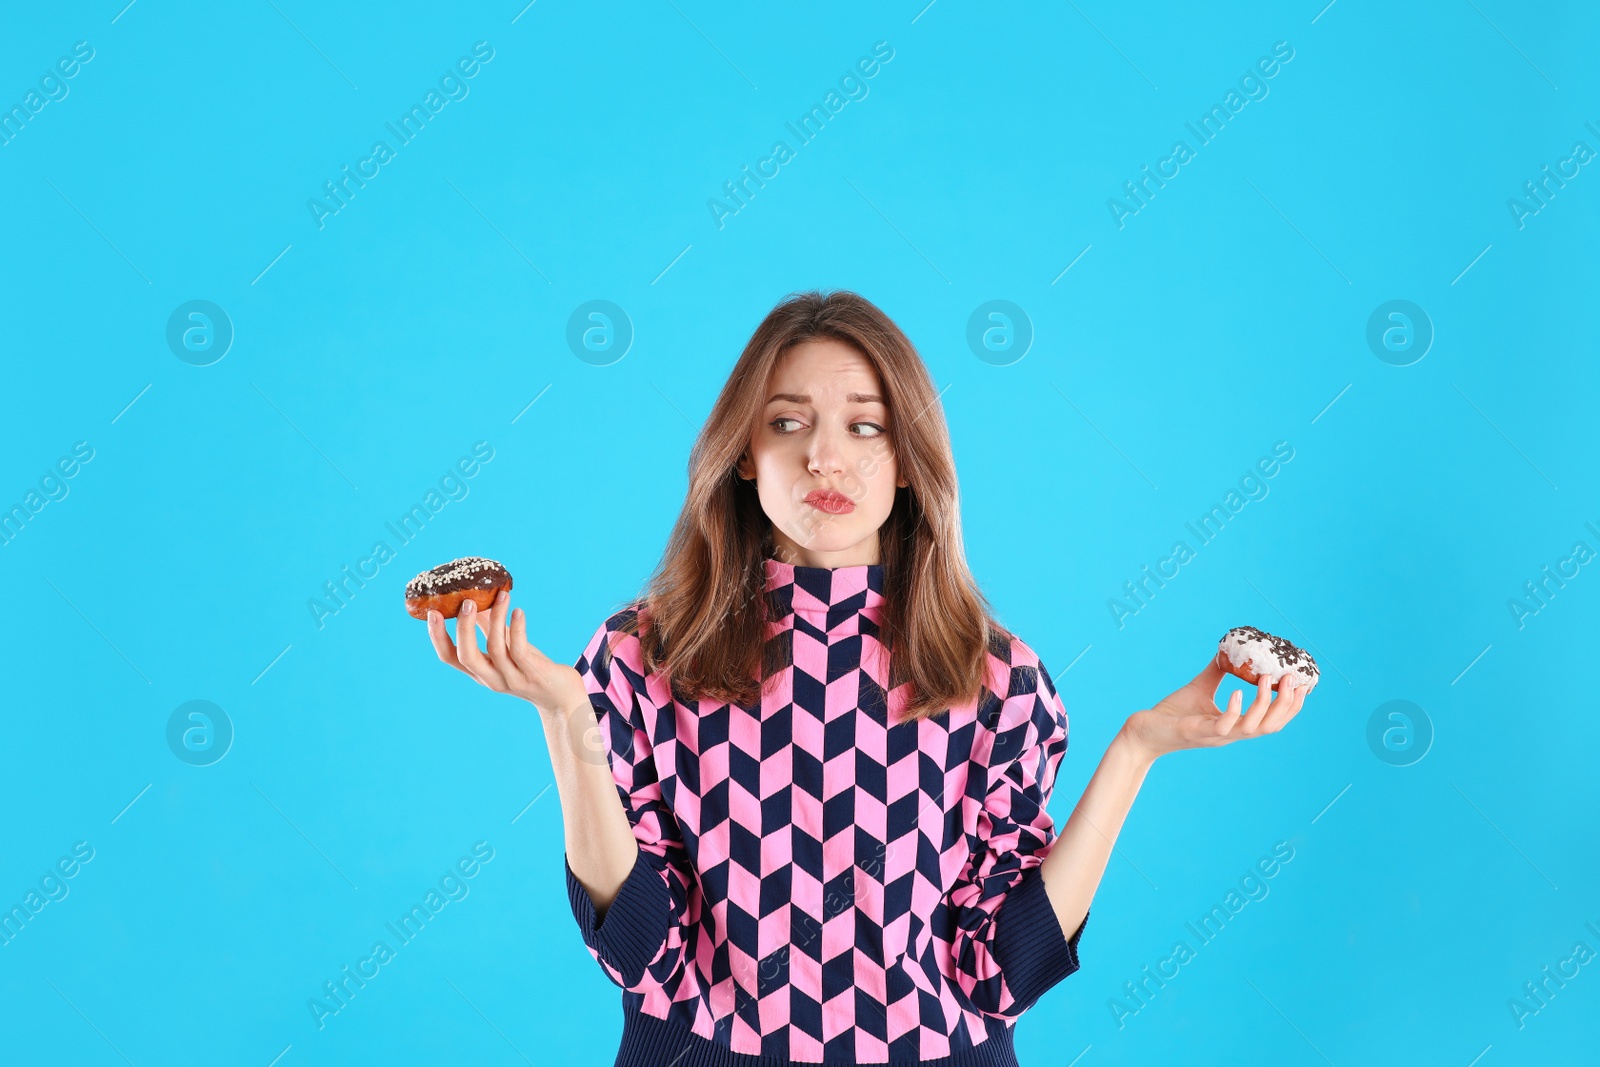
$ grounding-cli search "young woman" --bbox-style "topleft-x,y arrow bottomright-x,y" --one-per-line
425,291 -> 1309,1066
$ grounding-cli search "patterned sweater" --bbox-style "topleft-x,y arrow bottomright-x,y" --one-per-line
565,558 -> 1087,1066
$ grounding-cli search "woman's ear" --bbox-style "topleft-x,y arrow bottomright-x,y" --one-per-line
736,452 -> 754,481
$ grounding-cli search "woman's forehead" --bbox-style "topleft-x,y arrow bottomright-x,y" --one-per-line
770,340 -> 884,397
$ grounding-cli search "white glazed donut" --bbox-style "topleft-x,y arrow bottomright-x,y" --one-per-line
1216,625 -> 1319,691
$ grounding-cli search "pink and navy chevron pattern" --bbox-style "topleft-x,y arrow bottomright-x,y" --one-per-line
565,558 -> 1086,1066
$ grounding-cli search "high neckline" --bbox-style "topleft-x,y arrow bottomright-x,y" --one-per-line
761,556 -> 886,614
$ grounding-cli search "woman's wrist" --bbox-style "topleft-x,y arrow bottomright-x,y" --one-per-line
531,682 -> 587,719
537,686 -> 615,770
1114,715 -> 1164,769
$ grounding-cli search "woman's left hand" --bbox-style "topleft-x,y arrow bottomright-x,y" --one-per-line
1120,659 -> 1308,761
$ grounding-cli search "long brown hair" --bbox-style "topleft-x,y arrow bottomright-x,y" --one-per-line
614,290 -> 1010,724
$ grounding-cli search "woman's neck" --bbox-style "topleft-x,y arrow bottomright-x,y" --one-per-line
767,530 -> 881,569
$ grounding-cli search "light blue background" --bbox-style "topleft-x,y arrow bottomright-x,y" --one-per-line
2,1 -> 1596,1064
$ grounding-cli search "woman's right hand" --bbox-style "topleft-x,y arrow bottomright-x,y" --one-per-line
426,589 -> 584,715
432,591 -> 637,881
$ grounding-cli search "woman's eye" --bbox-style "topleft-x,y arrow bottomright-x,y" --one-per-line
770,417 -> 884,436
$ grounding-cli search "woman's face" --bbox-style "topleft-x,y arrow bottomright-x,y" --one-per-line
737,339 -> 907,568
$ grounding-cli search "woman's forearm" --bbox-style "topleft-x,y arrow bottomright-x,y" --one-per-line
538,689 -> 639,918
1037,725 -> 1157,938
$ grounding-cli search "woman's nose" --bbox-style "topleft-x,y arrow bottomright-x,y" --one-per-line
806,426 -> 846,476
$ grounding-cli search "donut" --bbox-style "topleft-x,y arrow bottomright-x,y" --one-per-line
1215,625 -> 1319,692
405,557 -> 512,621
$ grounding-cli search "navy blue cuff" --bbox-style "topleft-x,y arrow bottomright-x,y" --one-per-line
991,865 -> 1086,1014
566,846 -> 669,987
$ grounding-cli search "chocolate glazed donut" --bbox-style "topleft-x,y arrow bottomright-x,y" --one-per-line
404,557 -> 513,620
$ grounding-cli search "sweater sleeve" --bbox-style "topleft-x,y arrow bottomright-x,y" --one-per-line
943,655 -> 1086,1020
564,609 -> 696,993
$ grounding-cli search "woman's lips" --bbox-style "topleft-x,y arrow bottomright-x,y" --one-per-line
804,490 -> 855,515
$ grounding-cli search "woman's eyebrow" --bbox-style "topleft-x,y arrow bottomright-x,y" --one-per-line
766,392 -> 885,405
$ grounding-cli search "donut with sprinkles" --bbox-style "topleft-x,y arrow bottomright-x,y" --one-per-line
405,557 -> 512,620
1215,625 -> 1319,692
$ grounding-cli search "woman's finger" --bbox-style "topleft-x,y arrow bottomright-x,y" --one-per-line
508,606 -> 547,681
483,590 -> 524,685
1239,676 -> 1275,734
455,600 -> 505,690
1194,657 -> 1228,700
1259,682 -> 1301,733
1210,688 -> 1244,740
483,589 -> 509,660
1272,685 -> 1310,731
1203,684 -> 1241,742
427,610 -> 473,676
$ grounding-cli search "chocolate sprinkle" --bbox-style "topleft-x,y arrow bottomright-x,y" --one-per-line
1218,625 -> 1319,682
